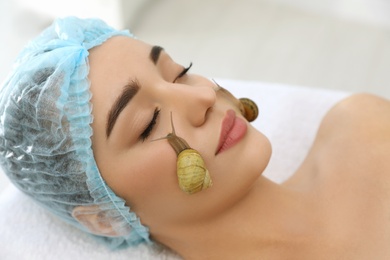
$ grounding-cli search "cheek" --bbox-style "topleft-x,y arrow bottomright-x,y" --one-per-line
115,146 -> 179,209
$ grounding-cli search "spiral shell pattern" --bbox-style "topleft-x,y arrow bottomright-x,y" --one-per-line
212,80 -> 259,122
239,98 -> 259,122
177,149 -> 213,194
153,112 -> 213,195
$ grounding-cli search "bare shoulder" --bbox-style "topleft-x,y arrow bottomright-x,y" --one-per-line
285,93 -> 390,189
315,94 -> 390,258
318,93 -> 390,141
334,93 -> 390,115
310,92 -> 390,182
311,93 -> 390,174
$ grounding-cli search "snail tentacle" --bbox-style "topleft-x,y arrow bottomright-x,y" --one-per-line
152,112 -> 213,194
212,79 -> 259,122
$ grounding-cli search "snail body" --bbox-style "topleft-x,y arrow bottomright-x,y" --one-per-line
212,80 -> 259,122
155,113 -> 212,194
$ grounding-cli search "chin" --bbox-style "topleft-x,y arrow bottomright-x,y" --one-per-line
246,126 -> 272,173
215,130 -> 271,191
196,136 -> 271,219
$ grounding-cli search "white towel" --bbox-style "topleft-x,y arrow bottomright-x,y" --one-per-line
0,79 -> 349,259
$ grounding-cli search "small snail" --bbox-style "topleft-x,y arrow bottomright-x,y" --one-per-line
154,113 -> 212,194
239,98 -> 258,122
212,80 -> 259,122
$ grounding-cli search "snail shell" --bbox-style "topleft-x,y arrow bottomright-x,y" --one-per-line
177,149 -> 212,194
154,113 -> 213,194
212,80 -> 259,122
239,98 -> 258,122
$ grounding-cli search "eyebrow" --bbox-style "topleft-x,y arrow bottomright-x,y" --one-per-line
150,45 -> 164,64
106,80 -> 140,138
106,46 -> 163,138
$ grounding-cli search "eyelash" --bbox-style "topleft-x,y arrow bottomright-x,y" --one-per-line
173,62 -> 192,83
140,108 -> 161,142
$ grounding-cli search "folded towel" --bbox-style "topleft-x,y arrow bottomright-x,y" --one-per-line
0,79 -> 349,259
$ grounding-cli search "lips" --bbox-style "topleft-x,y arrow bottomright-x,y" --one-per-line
215,109 -> 247,155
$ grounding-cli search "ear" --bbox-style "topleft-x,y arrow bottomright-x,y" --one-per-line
72,205 -> 121,237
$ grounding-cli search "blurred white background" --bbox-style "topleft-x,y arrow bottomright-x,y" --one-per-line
1,0 -> 390,193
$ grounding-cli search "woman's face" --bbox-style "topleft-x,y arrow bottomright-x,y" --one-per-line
88,36 -> 271,236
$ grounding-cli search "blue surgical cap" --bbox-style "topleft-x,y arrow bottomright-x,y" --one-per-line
0,16 -> 151,248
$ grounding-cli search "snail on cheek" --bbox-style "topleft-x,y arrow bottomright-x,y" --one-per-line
153,84 -> 258,195
153,113 -> 212,195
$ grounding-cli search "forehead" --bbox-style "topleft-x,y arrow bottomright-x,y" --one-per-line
87,36 -> 153,101
88,36 -> 151,67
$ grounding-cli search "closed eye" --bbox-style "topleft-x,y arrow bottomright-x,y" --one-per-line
173,62 -> 192,83
140,108 -> 160,142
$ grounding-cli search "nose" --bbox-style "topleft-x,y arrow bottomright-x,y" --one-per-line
173,76 -> 216,127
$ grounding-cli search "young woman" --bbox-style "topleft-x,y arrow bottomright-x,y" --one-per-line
1,17 -> 389,259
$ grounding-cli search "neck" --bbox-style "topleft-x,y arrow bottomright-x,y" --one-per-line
155,177 -> 324,259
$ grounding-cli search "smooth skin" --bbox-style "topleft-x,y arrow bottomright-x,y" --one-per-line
87,36 -> 390,259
